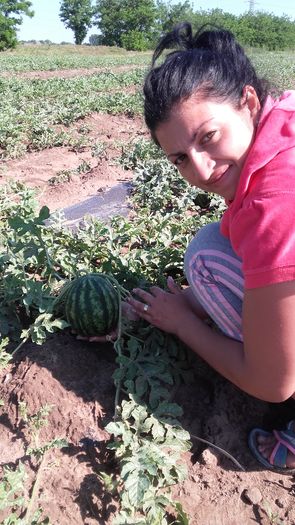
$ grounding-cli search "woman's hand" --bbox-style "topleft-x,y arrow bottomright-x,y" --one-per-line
127,276 -> 193,335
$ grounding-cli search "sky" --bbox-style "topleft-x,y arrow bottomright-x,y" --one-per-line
17,0 -> 295,44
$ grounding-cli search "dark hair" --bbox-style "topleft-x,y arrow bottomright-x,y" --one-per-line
143,22 -> 269,143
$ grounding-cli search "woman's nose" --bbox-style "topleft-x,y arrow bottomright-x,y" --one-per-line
189,149 -> 213,181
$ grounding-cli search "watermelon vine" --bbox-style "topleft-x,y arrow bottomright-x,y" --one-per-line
0,144 -> 225,524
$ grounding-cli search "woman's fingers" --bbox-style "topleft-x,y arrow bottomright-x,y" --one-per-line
132,287 -> 154,302
127,290 -> 153,317
167,276 -> 182,294
122,301 -> 140,321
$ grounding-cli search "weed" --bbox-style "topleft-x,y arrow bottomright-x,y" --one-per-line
0,402 -> 67,524
260,499 -> 285,525
76,160 -> 91,174
48,170 -> 72,186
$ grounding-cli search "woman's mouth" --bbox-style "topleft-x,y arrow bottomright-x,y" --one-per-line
207,166 -> 230,187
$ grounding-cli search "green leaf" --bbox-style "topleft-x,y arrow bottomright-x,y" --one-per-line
135,376 -> 148,397
154,402 -> 183,418
0,462 -> 26,511
124,469 -> 150,507
173,502 -> 190,525
105,421 -> 125,437
38,206 -> 50,222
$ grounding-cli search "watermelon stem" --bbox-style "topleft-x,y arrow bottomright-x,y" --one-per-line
102,273 -> 127,421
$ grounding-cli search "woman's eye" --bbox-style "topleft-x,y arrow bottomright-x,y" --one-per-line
202,131 -> 216,144
174,154 -> 186,166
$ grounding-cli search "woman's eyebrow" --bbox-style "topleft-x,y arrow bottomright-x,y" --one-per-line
167,117 -> 215,160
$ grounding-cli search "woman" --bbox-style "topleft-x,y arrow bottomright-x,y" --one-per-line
126,23 -> 295,473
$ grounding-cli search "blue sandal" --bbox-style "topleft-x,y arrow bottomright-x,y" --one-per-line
248,420 -> 295,474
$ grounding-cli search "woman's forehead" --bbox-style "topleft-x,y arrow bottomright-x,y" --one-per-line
160,96 -> 234,128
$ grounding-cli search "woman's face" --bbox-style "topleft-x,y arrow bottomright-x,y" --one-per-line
155,88 -> 261,201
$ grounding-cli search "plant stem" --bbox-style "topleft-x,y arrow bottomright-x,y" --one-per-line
11,337 -> 29,357
113,283 -> 123,421
25,453 -> 46,523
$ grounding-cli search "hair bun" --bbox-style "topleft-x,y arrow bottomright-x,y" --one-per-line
152,22 -> 193,64
194,26 -> 242,57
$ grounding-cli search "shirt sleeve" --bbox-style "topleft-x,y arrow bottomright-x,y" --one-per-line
230,192 -> 295,289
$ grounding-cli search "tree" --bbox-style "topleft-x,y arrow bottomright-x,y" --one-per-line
156,0 -> 193,34
88,33 -> 102,45
236,12 -> 295,50
94,0 -> 157,48
59,0 -> 94,45
0,0 -> 33,51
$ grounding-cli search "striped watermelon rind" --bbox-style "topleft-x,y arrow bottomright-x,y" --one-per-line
58,273 -> 120,336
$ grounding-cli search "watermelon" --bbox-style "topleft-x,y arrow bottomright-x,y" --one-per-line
55,273 -> 120,337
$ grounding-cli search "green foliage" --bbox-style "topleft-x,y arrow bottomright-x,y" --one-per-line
106,321 -> 193,523
235,12 -> 295,50
0,183 -> 68,342
18,401 -> 68,461
88,33 -> 101,46
92,1 -> 295,51
0,463 -> 26,512
106,395 -> 190,523
120,138 -> 226,218
0,0 -> 34,51
190,8 -> 295,51
155,0 -> 194,37
0,338 -> 12,368
121,30 -> 150,52
59,0 -> 94,45
94,0 -> 157,49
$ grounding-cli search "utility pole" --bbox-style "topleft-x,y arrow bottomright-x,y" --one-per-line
248,0 -> 255,12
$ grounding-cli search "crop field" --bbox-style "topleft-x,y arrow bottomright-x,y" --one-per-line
0,44 -> 150,71
0,45 -> 295,525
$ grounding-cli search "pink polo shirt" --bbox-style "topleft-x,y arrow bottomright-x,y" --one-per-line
221,90 -> 295,289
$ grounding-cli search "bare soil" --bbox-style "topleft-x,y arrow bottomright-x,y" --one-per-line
0,111 -> 295,525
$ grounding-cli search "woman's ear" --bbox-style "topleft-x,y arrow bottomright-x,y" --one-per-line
241,85 -> 261,123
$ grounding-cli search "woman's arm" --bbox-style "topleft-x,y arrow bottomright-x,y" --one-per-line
130,280 -> 295,402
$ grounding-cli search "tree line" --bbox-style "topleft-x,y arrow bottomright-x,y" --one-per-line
1,0 -> 295,52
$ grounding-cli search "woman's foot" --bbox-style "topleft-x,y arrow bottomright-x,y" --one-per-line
256,422 -> 295,468
248,420 -> 295,472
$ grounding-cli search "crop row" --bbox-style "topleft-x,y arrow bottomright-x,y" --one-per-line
0,68 -> 145,158
0,50 -> 151,73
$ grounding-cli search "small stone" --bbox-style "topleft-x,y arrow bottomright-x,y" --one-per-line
243,487 -> 262,505
191,474 -> 199,483
275,498 -> 284,509
3,373 -> 12,384
199,448 -> 219,467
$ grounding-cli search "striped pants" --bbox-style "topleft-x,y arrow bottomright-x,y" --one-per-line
184,222 -> 244,342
